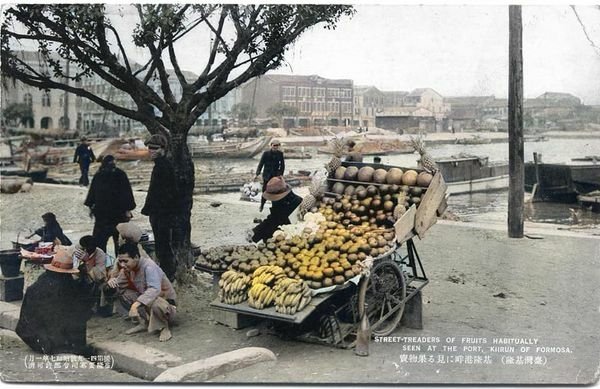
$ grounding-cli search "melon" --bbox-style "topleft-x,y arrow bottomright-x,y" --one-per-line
334,166 -> 346,180
373,168 -> 388,183
417,171 -> 433,187
357,166 -> 375,182
344,166 -> 359,181
401,170 -> 418,186
385,167 -> 404,185
344,185 -> 356,196
332,182 -> 345,194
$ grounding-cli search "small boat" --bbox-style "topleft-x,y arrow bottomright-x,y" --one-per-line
571,156 -> 600,163
454,135 -> 492,145
525,158 -> 600,203
318,139 -> 414,156
577,191 -> 600,212
188,136 -> 271,159
434,154 -> 509,195
283,148 -> 312,160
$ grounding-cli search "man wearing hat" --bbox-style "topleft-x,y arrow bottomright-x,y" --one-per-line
16,247 -> 94,355
141,133 -> 179,281
251,176 -> 302,243
85,154 -> 136,255
255,138 -> 285,212
73,136 -> 96,186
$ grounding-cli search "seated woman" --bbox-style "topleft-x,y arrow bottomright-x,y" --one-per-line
15,247 -> 94,355
251,176 -> 302,243
27,212 -> 72,246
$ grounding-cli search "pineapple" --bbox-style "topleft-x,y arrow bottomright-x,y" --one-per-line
393,192 -> 408,219
410,135 -> 438,173
298,172 -> 327,220
325,136 -> 345,174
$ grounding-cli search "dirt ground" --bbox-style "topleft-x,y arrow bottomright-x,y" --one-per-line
1,183 -> 599,384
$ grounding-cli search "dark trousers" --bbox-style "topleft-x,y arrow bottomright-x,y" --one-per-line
92,221 -> 119,256
78,163 -> 90,186
149,215 -> 177,281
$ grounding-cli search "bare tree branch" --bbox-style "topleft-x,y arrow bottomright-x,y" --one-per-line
570,5 -> 600,56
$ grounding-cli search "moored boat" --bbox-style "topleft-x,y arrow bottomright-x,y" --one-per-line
188,136 -> 271,159
434,154 -> 509,195
525,159 -> 600,202
318,139 -> 414,156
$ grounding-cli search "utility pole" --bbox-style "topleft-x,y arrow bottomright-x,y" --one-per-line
508,5 -> 524,238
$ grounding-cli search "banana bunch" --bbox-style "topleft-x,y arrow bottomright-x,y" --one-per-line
273,278 -> 313,315
251,265 -> 286,287
218,270 -> 251,305
247,283 -> 276,309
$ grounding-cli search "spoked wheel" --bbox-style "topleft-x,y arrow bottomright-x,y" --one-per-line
357,258 -> 407,336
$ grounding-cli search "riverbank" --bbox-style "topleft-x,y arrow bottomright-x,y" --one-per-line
0,182 -> 598,384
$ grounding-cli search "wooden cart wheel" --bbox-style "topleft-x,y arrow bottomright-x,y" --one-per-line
358,258 -> 407,337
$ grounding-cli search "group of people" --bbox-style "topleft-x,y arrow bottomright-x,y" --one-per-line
17,134 -> 180,355
16,135 -> 363,356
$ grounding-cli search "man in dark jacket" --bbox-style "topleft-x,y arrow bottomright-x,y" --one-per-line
84,155 -> 136,255
252,176 -> 302,243
345,140 -> 363,162
141,134 -> 178,281
73,137 -> 96,186
255,139 -> 285,212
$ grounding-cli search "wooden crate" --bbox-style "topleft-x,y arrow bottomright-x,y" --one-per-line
211,307 -> 259,330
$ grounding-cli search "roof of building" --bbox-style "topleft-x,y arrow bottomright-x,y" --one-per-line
445,96 -> 495,106
260,73 -> 353,85
407,88 -> 443,98
354,85 -> 384,95
537,92 -> 580,100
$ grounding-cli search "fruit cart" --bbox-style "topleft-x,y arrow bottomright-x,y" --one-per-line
209,160 -> 448,350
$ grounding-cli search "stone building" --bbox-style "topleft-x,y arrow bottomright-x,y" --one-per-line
353,85 -> 386,128
1,51 -> 78,131
375,88 -> 450,133
237,74 -> 354,127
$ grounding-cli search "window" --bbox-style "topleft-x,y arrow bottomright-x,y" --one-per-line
23,93 -> 32,107
327,88 -> 340,98
314,88 -> 326,97
298,87 -> 311,98
342,102 -> 352,113
341,89 -> 352,98
282,86 -> 296,97
40,117 -> 52,129
41,91 -> 51,107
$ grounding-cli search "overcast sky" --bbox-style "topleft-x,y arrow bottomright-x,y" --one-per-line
107,4 -> 600,104
11,4 -> 595,104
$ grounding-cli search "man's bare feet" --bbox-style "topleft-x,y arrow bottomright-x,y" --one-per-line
125,323 -> 147,335
159,327 -> 172,342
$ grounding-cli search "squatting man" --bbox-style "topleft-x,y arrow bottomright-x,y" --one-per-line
107,242 -> 177,342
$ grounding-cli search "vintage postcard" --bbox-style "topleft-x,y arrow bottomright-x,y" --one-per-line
0,3 -> 599,385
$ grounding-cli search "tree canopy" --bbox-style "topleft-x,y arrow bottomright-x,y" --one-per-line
266,102 -> 300,126
1,4 -> 355,139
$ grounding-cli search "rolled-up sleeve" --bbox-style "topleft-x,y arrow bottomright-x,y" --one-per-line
136,265 -> 162,306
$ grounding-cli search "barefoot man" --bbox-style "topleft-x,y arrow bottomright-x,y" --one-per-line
108,241 -> 176,341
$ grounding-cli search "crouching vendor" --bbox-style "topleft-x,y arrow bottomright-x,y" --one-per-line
251,176 -> 302,243
107,242 -> 176,342
70,235 -> 114,317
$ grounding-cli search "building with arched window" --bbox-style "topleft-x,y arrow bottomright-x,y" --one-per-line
1,51 -> 78,132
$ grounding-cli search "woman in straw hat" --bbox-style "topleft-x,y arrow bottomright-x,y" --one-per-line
251,176 -> 301,243
16,247 -> 94,355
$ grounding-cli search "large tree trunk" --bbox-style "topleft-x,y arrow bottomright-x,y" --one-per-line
169,128 -> 196,277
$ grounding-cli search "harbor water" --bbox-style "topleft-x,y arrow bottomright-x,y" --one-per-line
197,137 -> 600,227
